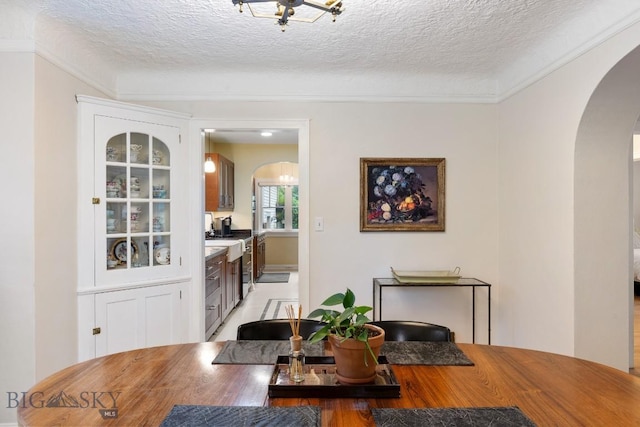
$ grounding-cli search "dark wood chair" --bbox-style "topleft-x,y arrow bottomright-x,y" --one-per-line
236,319 -> 325,340
368,320 -> 452,342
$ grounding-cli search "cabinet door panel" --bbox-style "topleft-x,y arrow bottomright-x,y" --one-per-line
95,284 -> 181,357
205,289 -> 222,339
204,153 -> 234,211
98,295 -> 138,356
144,291 -> 178,347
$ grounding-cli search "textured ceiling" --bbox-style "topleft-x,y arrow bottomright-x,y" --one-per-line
8,0 -> 640,101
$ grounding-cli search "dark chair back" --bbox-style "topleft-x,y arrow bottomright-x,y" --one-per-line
369,320 -> 452,342
236,319 -> 325,340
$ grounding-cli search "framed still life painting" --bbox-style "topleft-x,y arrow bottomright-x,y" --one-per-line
360,157 -> 445,232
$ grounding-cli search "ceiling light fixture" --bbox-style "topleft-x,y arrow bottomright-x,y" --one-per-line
232,0 -> 344,32
261,131 -> 273,137
279,162 -> 292,183
204,130 -> 216,174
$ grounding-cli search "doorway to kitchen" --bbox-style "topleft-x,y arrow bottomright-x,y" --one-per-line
191,119 -> 310,332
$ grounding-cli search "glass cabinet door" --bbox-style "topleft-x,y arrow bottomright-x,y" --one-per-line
105,132 -> 172,270
95,115 -> 181,286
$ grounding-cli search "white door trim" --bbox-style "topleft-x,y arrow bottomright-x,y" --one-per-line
188,118 -> 310,341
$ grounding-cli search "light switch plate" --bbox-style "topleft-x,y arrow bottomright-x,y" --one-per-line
314,216 -> 324,231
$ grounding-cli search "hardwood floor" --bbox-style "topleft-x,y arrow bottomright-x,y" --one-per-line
631,295 -> 640,377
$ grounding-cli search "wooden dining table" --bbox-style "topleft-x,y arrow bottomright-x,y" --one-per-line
16,341 -> 640,426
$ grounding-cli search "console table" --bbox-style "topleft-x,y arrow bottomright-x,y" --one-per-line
373,277 -> 491,344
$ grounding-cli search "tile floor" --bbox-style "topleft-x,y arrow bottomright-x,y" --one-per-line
208,272 -> 299,342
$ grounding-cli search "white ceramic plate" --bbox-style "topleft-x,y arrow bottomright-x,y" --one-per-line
155,247 -> 170,265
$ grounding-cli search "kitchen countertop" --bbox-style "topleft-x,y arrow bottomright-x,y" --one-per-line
204,229 -> 256,261
205,246 -> 227,259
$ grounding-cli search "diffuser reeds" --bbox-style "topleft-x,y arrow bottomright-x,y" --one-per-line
286,304 -> 305,382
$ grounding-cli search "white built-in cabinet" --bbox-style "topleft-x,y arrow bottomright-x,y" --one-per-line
94,284 -> 182,356
77,96 -> 191,361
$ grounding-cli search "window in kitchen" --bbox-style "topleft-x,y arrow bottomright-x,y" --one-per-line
258,183 -> 298,231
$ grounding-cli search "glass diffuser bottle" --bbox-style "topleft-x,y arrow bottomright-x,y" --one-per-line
289,335 -> 305,383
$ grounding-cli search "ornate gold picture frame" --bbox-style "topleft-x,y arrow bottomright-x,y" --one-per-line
360,157 -> 445,232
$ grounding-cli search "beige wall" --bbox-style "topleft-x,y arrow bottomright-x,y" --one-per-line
0,51 -> 36,424
0,51 -> 106,424
265,235 -> 298,268
34,55 -> 107,379
150,100 -> 500,344
498,21 -> 640,369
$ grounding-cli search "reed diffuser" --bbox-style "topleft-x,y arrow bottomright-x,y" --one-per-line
286,304 -> 305,383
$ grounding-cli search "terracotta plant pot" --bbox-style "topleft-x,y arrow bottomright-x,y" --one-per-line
328,324 -> 385,384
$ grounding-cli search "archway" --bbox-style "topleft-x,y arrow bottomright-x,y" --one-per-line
575,45 -> 640,370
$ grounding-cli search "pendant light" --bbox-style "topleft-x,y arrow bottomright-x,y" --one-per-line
204,130 -> 216,173
279,162 -> 292,183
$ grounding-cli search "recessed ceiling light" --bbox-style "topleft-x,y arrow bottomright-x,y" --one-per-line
261,131 -> 273,137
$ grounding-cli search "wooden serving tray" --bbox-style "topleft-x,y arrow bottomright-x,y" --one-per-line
268,356 -> 400,398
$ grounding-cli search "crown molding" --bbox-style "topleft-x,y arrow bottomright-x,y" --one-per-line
34,41 -> 117,99
116,92 -> 499,104
497,9 -> 640,102
76,94 -> 191,119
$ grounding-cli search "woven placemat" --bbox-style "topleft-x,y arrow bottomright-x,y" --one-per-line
212,340 -> 325,364
380,341 -> 474,365
372,406 -> 536,426
160,405 -> 320,427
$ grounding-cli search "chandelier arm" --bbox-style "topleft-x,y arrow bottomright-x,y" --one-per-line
231,0 -> 274,4
278,3 -> 291,25
302,0 -> 341,14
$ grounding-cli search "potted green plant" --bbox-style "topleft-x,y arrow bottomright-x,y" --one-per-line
308,288 -> 385,384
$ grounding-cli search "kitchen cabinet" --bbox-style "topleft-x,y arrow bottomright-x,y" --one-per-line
253,233 -> 266,280
205,153 -> 234,212
76,96 -> 190,360
205,252 -> 225,339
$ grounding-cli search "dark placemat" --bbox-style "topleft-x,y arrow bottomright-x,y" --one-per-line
160,405 -> 320,427
372,407 -> 536,426
212,340 -> 325,364
380,341 -> 474,365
